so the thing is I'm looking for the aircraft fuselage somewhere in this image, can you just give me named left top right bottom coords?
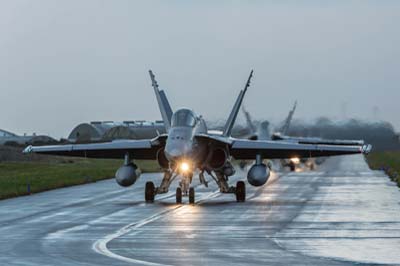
left=164, top=108, right=208, bottom=172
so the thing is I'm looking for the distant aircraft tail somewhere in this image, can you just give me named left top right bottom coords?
left=149, top=70, right=173, bottom=130
left=258, top=120, right=270, bottom=140
left=222, top=70, right=253, bottom=137
left=280, top=100, right=297, bottom=135
left=242, top=106, right=257, bottom=133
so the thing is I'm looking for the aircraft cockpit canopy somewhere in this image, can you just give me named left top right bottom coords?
left=171, top=109, right=196, bottom=127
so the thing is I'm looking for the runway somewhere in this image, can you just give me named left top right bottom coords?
left=0, top=155, right=399, bottom=265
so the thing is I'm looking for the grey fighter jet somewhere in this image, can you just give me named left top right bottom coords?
left=242, top=101, right=366, bottom=171
left=270, top=101, right=364, bottom=146
left=23, top=70, right=371, bottom=203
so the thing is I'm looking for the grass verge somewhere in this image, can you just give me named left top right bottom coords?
left=367, top=151, right=400, bottom=187
left=0, top=158, right=160, bottom=200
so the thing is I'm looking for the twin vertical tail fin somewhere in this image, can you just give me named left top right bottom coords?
left=149, top=70, right=173, bottom=131
left=149, top=69, right=253, bottom=135
left=222, top=70, right=254, bottom=137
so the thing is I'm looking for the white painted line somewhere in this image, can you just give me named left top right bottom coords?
left=93, top=206, right=179, bottom=266
left=46, top=224, right=89, bottom=240
left=92, top=190, right=221, bottom=266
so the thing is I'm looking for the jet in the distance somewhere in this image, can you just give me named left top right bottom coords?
left=270, top=101, right=364, bottom=145
left=24, top=70, right=371, bottom=204
left=242, top=101, right=365, bottom=171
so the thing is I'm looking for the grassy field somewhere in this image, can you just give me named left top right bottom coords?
left=0, top=158, right=160, bottom=200
left=367, top=151, right=400, bottom=187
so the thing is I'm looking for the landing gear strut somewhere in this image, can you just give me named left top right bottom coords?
left=145, top=170, right=179, bottom=203
left=212, top=170, right=246, bottom=202
left=214, top=171, right=236, bottom=193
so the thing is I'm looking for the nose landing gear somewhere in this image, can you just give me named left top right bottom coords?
left=175, top=186, right=195, bottom=204
left=175, top=173, right=195, bottom=204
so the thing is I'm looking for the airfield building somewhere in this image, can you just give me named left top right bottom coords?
left=0, top=129, right=56, bottom=146
left=0, top=129, right=17, bottom=138
left=68, top=121, right=117, bottom=143
left=68, top=120, right=166, bottom=143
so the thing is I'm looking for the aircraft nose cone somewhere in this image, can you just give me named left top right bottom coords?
left=165, top=144, right=192, bottom=161
left=167, top=149, right=184, bottom=159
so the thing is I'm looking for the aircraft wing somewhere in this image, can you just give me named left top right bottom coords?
left=229, top=139, right=371, bottom=160
left=271, top=133, right=365, bottom=146
left=295, top=138, right=364, bottom=146
left=194, top=134, right=370, bottom=159
left=23, top=138, right=164, bottom=159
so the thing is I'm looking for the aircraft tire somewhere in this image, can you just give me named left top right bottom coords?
left=189, top=187, right=195, bottom=204
left=236, top=181, right=246, bottom=202
left=145, top=181, right=155, bottom=203
left=176, top=187, right=182, bottom=204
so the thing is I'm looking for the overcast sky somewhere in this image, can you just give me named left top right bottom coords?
left=0, top=1, right=399, bottom=138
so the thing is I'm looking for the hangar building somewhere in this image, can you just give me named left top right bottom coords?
left=0, top=129, right=17, bottom=138
left=0, top=129, right=56, bottom=146
left=68, top=121, right=117, bottom=143
left=68, top=120, right=166, bottom=143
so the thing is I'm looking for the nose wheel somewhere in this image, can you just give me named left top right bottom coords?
left=145, top=181, right=155, bottom=203
left=175, top=187, right=195, bottom=204
left=289, top=161, right=296, bottom=171
left=235, top=181, right=246, bottom=202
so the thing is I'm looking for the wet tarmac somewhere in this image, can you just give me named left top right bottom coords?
left=0, top=155, right=399, bottom=265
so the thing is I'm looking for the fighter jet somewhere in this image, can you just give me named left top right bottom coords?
left=23, top=70, right=371, bottom=203
left=242, top=101, right=366, bottom=171
left=270, top=101, right=364, bottom=146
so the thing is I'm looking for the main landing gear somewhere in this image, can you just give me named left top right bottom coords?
left=212, top=171, right=246, bottom=202
left=145, top=170, right=246, bottom=204
left=144, top=170, right=176, bottom=203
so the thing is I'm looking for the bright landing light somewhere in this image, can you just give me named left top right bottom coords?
left=180, top=161, right=190, bottom=173
left=290, top=157, right=300, bottom=164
